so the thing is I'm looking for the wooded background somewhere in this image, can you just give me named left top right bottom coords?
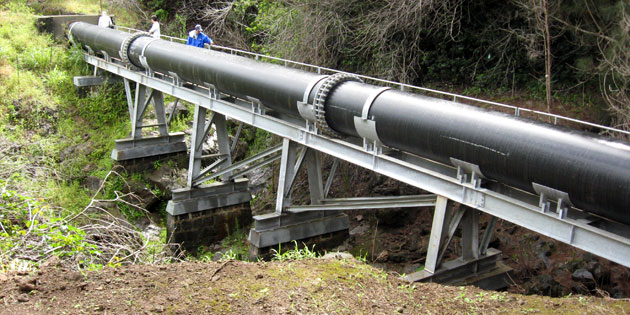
left=123, top=0, right=630, bottom=133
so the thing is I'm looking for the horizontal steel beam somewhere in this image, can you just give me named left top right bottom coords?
left=84, top=54, right=630, bottom=268
left=287, top=194, right=437, bottom=212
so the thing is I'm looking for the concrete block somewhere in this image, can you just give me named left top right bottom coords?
left=167, top=201, right=252, bottom=254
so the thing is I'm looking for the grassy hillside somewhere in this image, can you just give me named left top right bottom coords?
left=0, top=1, right=136, bottom=272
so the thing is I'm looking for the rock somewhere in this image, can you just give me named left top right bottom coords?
left=527, top=274, right=563, bottom=297
left=349, top=224, right=369, bottom=236
left=401, top=263, right=423, bottom=275
left=82, top=176, right=103, bottom=192
left=534, top=240, right=555, bottom=258
left=611, top=285, right=626, bottom=299
left=505, top=225, right=518, bottom=235
left=585, top=260, right=610, bottom=285
left=488, top=237, right=501, bottom=249
left=572, top=268, right=596, bottom=289
left=571, top=283, right=590, bottom=295
left=320, top=252, right=354, bottom=260
left=333, top=242, right=348, bottom=252
left=212, top=252, right=223, bottom=262
left=374, top=250, right=389, bottom=262
left=39, top=255, right=61, bottom=269
left=572, top=268, right=595, bottom=282
left=146, top=165, right=186, bottom=198
left=18, top=279, right=37, bottom=293
left=58, top=142, right=93, bottom=163
left=375, top=208, right=409, bottom=227
left=355, top=215, right=363, bottom=222
left=17, top=294, right=29, bottom=302
left=165, top=101, right=190, bottom=120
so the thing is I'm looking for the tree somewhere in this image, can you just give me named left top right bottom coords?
left=513, top=0, right=555, bottom=113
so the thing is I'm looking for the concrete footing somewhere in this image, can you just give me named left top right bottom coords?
left=166, top=179, right=252, bottom=253
left=248, top=211, right=349, bottom=260
left=111, top=133, right=187, bottom=161
left=404, top=248, right=512, bottom=290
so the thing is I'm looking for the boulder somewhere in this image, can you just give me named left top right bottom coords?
left=572, top=268, right=596, bottom=289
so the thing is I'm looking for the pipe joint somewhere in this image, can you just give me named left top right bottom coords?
left=119, top=32, right=151, bottom=70
left=313, top=73, right=363, bottom=137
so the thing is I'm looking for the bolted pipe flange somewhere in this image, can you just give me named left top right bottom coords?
left=313, top=73, right=363, bottom=137
left=119, top=32, right=151, bottom=70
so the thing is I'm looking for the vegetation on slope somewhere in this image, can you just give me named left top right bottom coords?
left=0, top=1, right=177, bottom=272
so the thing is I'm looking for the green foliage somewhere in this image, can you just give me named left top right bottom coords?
left=0, top=182, right=101, bottom=271
left=271, top=241, right=318, bottom=261
left=219, top=221, right=249, bottom=260
left=0, top=2, right=129, bottom=215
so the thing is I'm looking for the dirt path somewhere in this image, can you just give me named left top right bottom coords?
left=1, top=257, right=628, bottom=314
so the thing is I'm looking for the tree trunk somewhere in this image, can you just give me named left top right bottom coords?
left=543, top=0, right=552, bottom=113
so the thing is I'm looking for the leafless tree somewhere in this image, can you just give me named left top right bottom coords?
left=513, top=0, right=558, bottom=113
left=599, top=11, right=630, bottom=136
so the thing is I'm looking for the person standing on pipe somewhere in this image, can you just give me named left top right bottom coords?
left=147, top=15, right=160, bottom=39
left=186, top=24, right=213, bottom=48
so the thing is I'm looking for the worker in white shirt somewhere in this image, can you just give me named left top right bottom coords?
left=148, top=15, right=160, bottom=39
left=98, top=11, right=113, bottom=28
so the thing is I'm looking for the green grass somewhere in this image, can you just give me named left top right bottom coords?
left=0, top=1, right=144, bottom=271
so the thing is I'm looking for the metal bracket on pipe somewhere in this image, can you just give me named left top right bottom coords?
left=139, top=38, right=158, bottom=75
left=247, top=96, right=265, bottom=115
left=100, top=51, right=111, bottom=63
left=203, top=82, right=218, bottom=99
left=354, top=87, right=390, bottom=152
left=450, top=158, right=486, bottom=188
left=168, top=72, right=182, bottom=87
left=85, top=45, right=94, bottom=55
left=533, top=183, right=573, bottom=219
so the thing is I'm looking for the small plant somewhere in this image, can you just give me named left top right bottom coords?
left=355, top=249, right=368, bottom=263
left=220, top=249, right=239, bottom=261
left=271, top=241, right=317, bottom=261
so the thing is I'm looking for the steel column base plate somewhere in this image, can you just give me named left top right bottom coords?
left=404, top=248, right=512, bottom=290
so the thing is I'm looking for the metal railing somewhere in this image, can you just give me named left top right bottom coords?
left=113, top=25, right=630, bottom=138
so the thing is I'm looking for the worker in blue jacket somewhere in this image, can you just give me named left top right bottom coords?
left=186, top=24, right=214, bottom=48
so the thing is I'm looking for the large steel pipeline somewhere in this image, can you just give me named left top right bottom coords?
left=69, top=22, right=630, bottom=224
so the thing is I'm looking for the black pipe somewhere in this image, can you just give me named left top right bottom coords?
left=70, top=22, right=630, bottom=224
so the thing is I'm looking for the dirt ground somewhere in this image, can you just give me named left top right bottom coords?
left=2, top=256, right=629, bottom=314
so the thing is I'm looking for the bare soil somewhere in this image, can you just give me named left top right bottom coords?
left=2, top=257, right=629, bottom=314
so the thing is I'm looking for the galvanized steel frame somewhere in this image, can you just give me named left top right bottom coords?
left=84, top=53, right=630, bottom=268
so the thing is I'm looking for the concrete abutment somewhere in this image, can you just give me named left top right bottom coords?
left=166, top=179, right=253, bottom=253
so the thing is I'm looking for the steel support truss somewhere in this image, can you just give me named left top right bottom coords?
left=110, top=75, right=186, bottom=161
left=84, top=53, right=630, bottom=269
left=403, top=196, right=510, bottom=288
